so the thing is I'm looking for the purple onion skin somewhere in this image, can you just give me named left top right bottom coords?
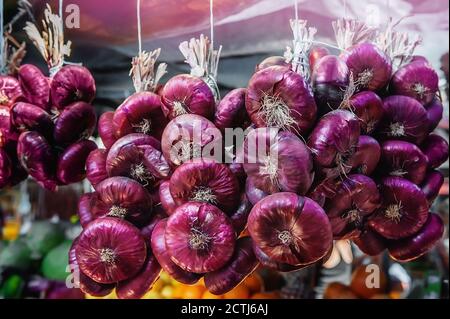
left=113, top=91, right=167, bottom=140
left=252, top=242, right=309, bottom=272
left=353, top=228, right=387, bottom=256
left=421, top=134, right=449, bottom=169
left=341, top=43, right=392, bottom=91
left=256, top=56, right=291, bottom=72
left=248, top=192, right=333, bottom=265
left=11, top=102, right=54, bottom=138
left=0, top=148, right=12, bottom=188
left=54, top=102, right=96, bottom=146
left=1, top=105, right=20, bottom=147
left=245, top=177, right=269, bottom=205
left=312, top=55, right=349, bottom=113
left=3, top=145, right=28, bottom=187
left=349, top=91, right=384, bottom=134
left=150, top=219, right=202, bottom=284
left=388, top=213, right=444, bottom=262
left=57, top=140, right=97, bottom=184
left=107, top=133, right=161, bottom=159
left=140, top=210, right=167, bottom=244
left=214, top=88, right=250, bottom=131
left=0, top=75, right=23, bottom=108
left=426, top=98, right=443, bottom=133
left=230, top=193, right=252, bottom=235
left=309, top=46, right=330, bottom=70
left=78, top=193, right=95, bottom=228
left=17, top=131, right=57, bottom=191
left=98, top=111, right=117, bottom=149
left=159, top=180, right=177, bottom=215
left=350, top=135, right=381, bottom=176
left=161, top=74, right=215, bottom=120
left=391, top=60, right=439, bottom=105
left=116, top=253, right=162, bottom=299
left=51, top=65, right=96, bottom=109
left=369, top=177, right=429, bottom=240
left=420, top=170, right=444, bottom=204
left=379, top=140, right=428, bottom=184
left=18, top=64, right=50, bottom=110
left=379, top=95, right=429, bottom=145
left=229, top=160, right=246, bottom=188
left=325, top=175, right=381, bottom=239
left=204, top=237, right=259, bottom=295
left=246, top=65, right=317, bottom=135
left=86, top=148, right=108, bottom=186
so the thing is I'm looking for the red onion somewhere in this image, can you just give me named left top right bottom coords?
left=165, top=202, right=236, bottom=273
left=246, top=65, right=317, bottom=135
left=253, top=242, right=305, bottom=272
left=256, top=56, right=291, bottom=72
left=17, top=131, right=57, bottom=191
left=379, top=140, right=428, bottom=184
left=368, top=177, right=429, bottom=239
left=0, top=75, right=22, bottom=108
left=230, top=193, right=252, bottom=235
left=86, top=148, right=108, bottom=186
left=98, top=111, right=117, bottom=149
left=0, top=105, right=19, bottom=146
left=349, top=135, right=380, bottom=175
left=140, top=209, right=167, bottom=242
left=75, top=217, right=147, bottom=284
left=18, top=64, right=50, bottom=110
left=113, top=91, right=167, bottom=140
left=391, top=60, right=439, bottom=105
left=0, top=148, right=12, bottom=188
left=307, top=110, right=360, bottom=179
left=159, top=180, right=177, bottom=215
left=77, top=192, right=96, bottom=228
left=245, top=176, right=269, bottom=205
left=92, top=176, right=153, bottom=225
left=420, top=170, right=444, bottom=204
left=57, top=140, right=97, bottom=184
left=306, top=177, right=340, bottom=208
left=325, top=174, right=380, bottom=239
left=54, top=102, right=96, bottom=146
left=388, top=213, right=444, bottom=262
left=150, top=219, right=202, bottom=284
left=161, top=114, right=222, bottom=167
left=426, top=98, right=443, bottom=133
left=107, top=133, right=160, bottom=157
left=349, top=91, right=384, bottom=134
left=353, top=228, right=387, bottom=256
left=11, top=102, right=54, bottom=138
left=169, top=158, right=240, bottom=214
left=312, top=55, right=349, bottom=112
left=378, top=95, right=429, bottom=145
left=229, top=158, right=246, bottom=188
left=341, top=43, right=392, bottom=91
left=50, top=65, right=96, bottom=109
left=420, top=134, right=449, bottom=169
left=309, top=46, right=330, bottom=70
left=214, top=88, right=250, bottom=131
left=243, top=128, right=314, bottom=194
left=248, top=192, right=333, bottom=265
left=161, top=74, right=215, bottom=120
left=116, top=253, right=161, bottom=299
left=3, top=146, right=27, bottom=187
left=204, top=237, right=259, bottom=295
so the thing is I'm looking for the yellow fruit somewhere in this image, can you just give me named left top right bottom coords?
left=182, top=285, right=205, bottom=299
left=142, top=290, right=162, bottom=299
left=172, top=285, right=186, bottom=299
left=251, top=291, right=280, bottom=299
left=202, top=290, right=223, bottom=299
left=152, top=279, right=165, bottom=292
left=159, top=272, right=172, bottom=284
left=242, top=274, right=263, bottom=294
left=2, top=220, right=21, bottom=241
left=223, top=285, right=250, bottom=299
left=160, top=285, right=175, bottom=299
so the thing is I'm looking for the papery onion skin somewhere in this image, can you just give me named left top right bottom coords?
left=204, top=237, right=259, bottom=295
left=0, top=75, right=23, bottom=108
left=159, top=180, right=177, bottom=215
left=391, top=60, right=439, bottom=105
left=1, top=105, right=19, bottom=147
left=150, top=219, right=202, bottom=284
left=245, top=177, right=269, bottom=205
left=3, top=146, right=28, bottom=187
left=256, top=56, right=291, bottom=72
left=161, top=74, right=215, bottom=120
left=325, top=174, right=381, bottom=239
left=50, top=65, right=96, bottom=109
left=341, top=43, right=392, bottom=91
left=252, top=242, right=307, bottom=272
left=426, top=98, right=443, bottom=133
left=248, top=192, right=333, bottom=265
left=0, top=148, right=12, bottom=188
left=11, top=102, right=54, bottom=138
left=169, top=158, right=240, bottom=214
left=54, top=102, right=96, bottom=146
left=18, top=64, right=50, bottom=110
left=349, top=91, right=384, bottom=134
left=165, top=202, right=236, bottom=273
left=420, top=170, right=444, bottom=204
left=116, top=253, right=161, bottom=299
left=368, top=177, right=429, bottom=240
left=379, top=140, right=427, bottom=184
left=113, top=91, right=167, bottom=140
left=57, top=140, right=97, bottom=184
left=353, top=228, right=387, bottom=256
left=246, top=65, right=317, bottom=135
left=243, top=128, right=314, bottom=194
left=229, top=159, right=246, bottom=188
left=161, top=114, right=222, bottom=167
left=388, top=213, right=444, bottom=262
left=77, top=192, right=96, bottom=228
left=86, top=148, right=108, bottom=186
left=93, top=176, right=153, bottom=226
left=312, top=55, right=349, bottom=113
left=230, top=193, right=252, bottom=235
left=309, top=46, right=330, bottom=70
left=350, top=135, right=381, bottom=176
left=420, top=134, right=449, bottom=169
left=214, top=88, right=250, bottom=131
left=98, top=111, right=117, bottom=149
left=75, top=217, right=147, bottom=284
left=378, top=95, right=429, bottom=145
left=17, top=131, right=57, bottom=191
left=107, top=133, right=161, bottom=159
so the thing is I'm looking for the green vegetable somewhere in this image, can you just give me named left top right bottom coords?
left=0, top=274, right=25, bottom=299
left=25, top=221, right=65, bottom=257
left=41, top=240, right=73, bottom=281
left=0, top=239, right=32, bottom=270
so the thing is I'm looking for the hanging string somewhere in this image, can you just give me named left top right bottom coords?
left=59, top=0, right=63, bottom=31
left=294, top=0, right=298, bottom=22
left=1, top=0, right=4, bottom=72
left=137, top=0, right=142, bottom=53
left=209, top=0, right=214, bottom=48
left=343, top=0, right=347, bottom=19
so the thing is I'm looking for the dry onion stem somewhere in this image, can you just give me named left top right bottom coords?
left=190, top=186, right=217, bottom=204
left=332, top=18, right=377, bottom=50
left=130, top=48, right=167, bottom=93
left=189, top=228, right=211, bottom=250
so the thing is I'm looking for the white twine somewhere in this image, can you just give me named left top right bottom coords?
left=294, top=0, right=298, bottom=23
left=1, top=0, right=4, bottom=73
left=344, top=0, right=348, bottom=19
left=210, top=0, right=214, bottom=50
left=137, top=0, right=142, bottom=53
